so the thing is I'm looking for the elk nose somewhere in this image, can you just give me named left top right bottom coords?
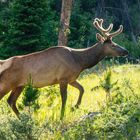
left=123, top=49, right=129, bottom=56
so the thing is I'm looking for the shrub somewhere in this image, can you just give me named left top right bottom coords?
left=63, top=71, right=140, bottom=140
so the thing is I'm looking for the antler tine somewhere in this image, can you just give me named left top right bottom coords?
left=106, top=23, right=113, bottom=33
left=93, top=18, right=113, bottom=37
left=94, top=18, right=103, bottom=26
left=108, top=25, right=123, bottom=38
left=93, top=20, right=113, bottom=36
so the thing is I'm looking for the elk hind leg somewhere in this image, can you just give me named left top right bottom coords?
left=7, top=86, right=24, bottom=117
left=70, top=81, right=84, bottom=108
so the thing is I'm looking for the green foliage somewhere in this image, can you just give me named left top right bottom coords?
left=92, top=85, right=140, bottom=140
left=40, top=0, right=60, bottom=48
left=63, top=72, right=140, bottom=140
left=0, top=113, right=55, bottom=140
left=92, top=69, right=118, bottom=92
left=0, top=0, right=47, bottom=58
left=69, top=0, right=96, bottom=48
left=0, top=1, right=11, bottom=43
left=63, top=94, right=140, bottom=139
left=7, top=114, right=40, bottom=140
left=92, top=68, right=119, bottom=105
left=22, top=77, right=40, bottom=111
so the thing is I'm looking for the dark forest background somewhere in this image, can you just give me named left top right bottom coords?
left=0, top=0, right=140, bottom=59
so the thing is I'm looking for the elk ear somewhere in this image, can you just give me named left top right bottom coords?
left=96, top=33, right=105, bottom=43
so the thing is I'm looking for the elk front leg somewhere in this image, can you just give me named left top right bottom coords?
left=70, top=81, right=84, bottom=108
left=60, top=80, right=68, bottom=120
left=7, top=86, right=24, bottom=117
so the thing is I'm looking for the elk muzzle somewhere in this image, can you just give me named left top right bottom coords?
left=116, top=46, right=129, bottom=56
left=121, top=49, right=129, bottom=56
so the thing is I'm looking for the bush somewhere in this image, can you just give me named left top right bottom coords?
left=63, top=71, right=140, bottom=140
left=21, top=79, right=40, bottom=113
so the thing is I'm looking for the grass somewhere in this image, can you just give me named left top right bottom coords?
left=0, top=64, right=140, bottom=140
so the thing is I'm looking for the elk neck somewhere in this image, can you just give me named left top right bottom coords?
left=72, top=42, right=105, bottom=70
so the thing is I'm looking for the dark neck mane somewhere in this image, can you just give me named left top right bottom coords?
left=72, top=42, right=105, bottom=70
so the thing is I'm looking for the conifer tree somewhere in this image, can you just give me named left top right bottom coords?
left=4, top=0, right=47, bottom=55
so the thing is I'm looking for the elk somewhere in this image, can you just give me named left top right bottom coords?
left=0, top=18, right=128, bottom=119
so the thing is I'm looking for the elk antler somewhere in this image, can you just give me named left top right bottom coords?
left=108, top=25, right=123, bottom=38
left=93, top=18, right=123, bottom=39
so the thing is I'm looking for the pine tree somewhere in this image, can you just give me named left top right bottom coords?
left=4, top=0, right=47, bottom=56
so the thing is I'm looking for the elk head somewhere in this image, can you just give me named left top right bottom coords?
left=93, top=18, right=128, bottom=57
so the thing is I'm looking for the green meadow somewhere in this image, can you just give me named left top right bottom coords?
left=0, top=64, right=140, bottom=140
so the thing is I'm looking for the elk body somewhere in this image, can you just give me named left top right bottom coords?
left=0, top=18, right=128, bottom=119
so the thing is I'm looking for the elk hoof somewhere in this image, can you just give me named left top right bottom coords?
left=71, top=107, right=75, bottom=112
left=71, top=105, right=79, bottom=112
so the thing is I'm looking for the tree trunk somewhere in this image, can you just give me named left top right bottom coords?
left=58, top=0, right=73, bottom=46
